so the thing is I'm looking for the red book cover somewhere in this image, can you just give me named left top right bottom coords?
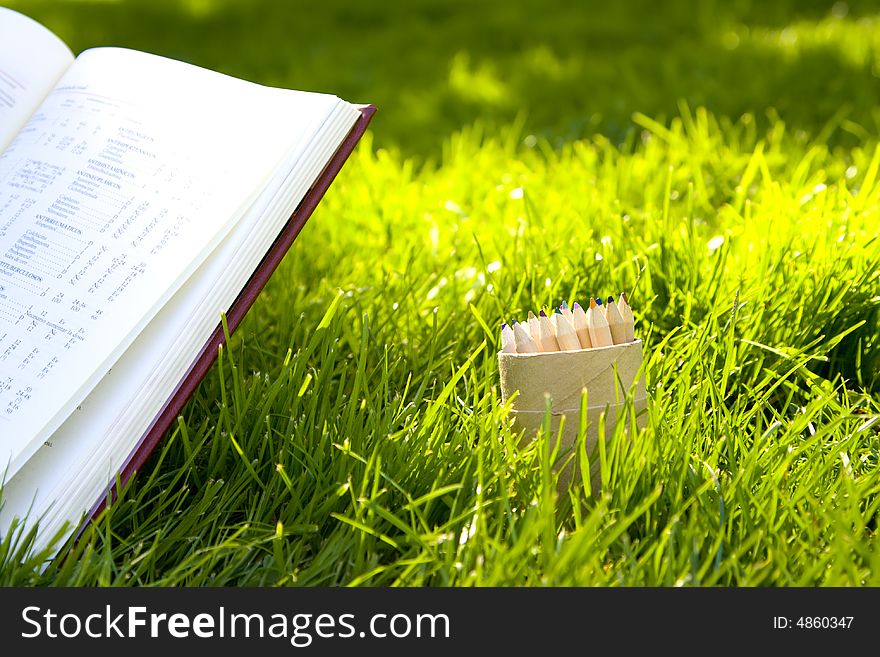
left=81, top=104, right=376, bottom=528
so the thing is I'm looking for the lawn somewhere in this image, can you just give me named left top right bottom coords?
left=2, top=0, right=879, bottom=585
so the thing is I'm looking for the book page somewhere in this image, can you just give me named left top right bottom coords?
left=0, top=105, right=360, bottom=547
left=0, top=8, right=74, bottom=151
left=0, top=47, right=341, bottom=479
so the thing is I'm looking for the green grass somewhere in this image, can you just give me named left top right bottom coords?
left=2, top=0, right=879, bottom=585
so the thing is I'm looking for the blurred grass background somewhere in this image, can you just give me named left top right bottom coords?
left=2, top=0, right=880, bottom=586
left=13, top=0, right=880, bottom=156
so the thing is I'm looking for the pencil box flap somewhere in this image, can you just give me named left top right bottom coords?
left=498, top=339, right=645, bottom=413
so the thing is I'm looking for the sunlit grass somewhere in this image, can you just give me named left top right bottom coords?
left=746, top=9, right=880, bottom=69
left=3, top=109, right=879, bottom=585
left=1, top=0, right=879, bottom=586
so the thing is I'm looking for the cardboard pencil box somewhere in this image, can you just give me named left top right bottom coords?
left=498, top=339, right=648, bottom=492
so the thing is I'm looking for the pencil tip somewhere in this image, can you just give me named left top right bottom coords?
left=607, top=295, right=614, bottom=304
left=560, top=300, right=569, bottom=310
left=621, top=292, right=629, bottom=303
left=589, top=297, right=597, bottom=308
left=573, top=301, right=582, bottom=310
left=539, top=309, right=547, bottom=317
left=596, top=297, right=603, bottom=305
left=527, top=310, right=536, bottom=320
left=501, top=323, right=507, bottom=329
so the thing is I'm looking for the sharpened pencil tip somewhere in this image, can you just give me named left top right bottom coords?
left=501, top=323, right=507, bottom=329
left=573, top=301, right=582, bottom=310
left=560, top=300, right=569, bottom=310
left=595, top=297, right=603, bottom=305
left=527, top=310, right=536, bottom=320
left=607, top=295, right=614, bottom=304
left=539, top=309, right=547, bottom=317
left=620, top=292, right=629, bottom=304
left=589, top=297, right=597, bottom=309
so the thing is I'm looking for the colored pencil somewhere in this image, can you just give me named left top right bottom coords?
left=587, top=297, right=613, bottom=347
left=513, top=321, right=539, bottom=353
left=604, top=295, right=627, bottom=344
left=538, top=309, right=560, bottom=351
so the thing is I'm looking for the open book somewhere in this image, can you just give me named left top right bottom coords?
left=0, top=8, right=374, bottom=555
